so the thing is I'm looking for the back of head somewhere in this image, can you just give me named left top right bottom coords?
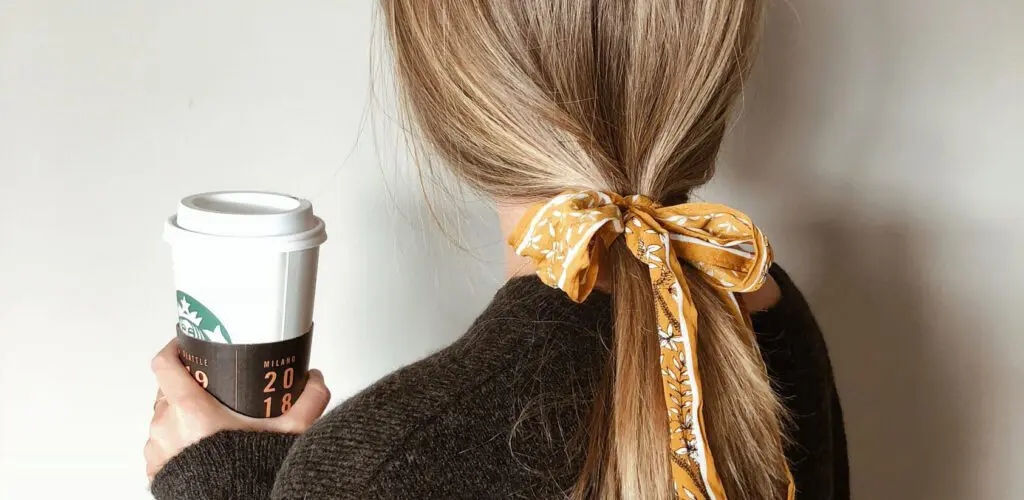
left=381, top=1, right=789, bottom=498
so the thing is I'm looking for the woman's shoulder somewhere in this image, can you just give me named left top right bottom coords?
left=751, top=263, right=833, bottom=376
left=751, top=264, right=848, bottom=497
left=272, top=276, right=612, bottom=498
left=751, top=265, right=826, bottom=342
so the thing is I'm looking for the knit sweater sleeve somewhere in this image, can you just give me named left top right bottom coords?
left=149, top=430, right=297, bottom=500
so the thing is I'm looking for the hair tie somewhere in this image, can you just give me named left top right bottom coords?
left=507, top=190, right=794, bottom=500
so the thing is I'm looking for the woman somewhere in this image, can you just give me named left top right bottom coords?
left=146, top=1, right=848, bottom=498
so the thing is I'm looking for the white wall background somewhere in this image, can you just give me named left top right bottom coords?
left=0, top=1, right=1020, bottom=499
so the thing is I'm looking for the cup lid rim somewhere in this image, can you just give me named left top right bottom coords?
left=164, top=215, right=327, bottom=252
left=176, top=191, right=318, bottom=238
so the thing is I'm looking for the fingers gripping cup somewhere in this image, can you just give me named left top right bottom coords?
left=164, top=192, right=327, bottom=418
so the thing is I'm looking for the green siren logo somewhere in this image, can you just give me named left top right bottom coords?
left=177, top=291, right=233, bottom=344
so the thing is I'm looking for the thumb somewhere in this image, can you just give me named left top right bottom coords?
left=274, top=369, right=331, bottom=433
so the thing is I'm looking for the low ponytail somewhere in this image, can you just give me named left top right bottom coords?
left=570, top=235, right=790, bottom=500
left=572, top=241, right=674, bottom=500
left=382, top=1, right=790, bottom=498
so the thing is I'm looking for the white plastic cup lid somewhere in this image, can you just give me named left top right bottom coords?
left=164, top=191, right=327, bottom=252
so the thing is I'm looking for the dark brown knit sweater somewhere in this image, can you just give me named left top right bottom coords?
left=151, top=265, right=848, bottom=499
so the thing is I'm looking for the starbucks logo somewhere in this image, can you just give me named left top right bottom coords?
left=177, top=291, right=233, bottom=344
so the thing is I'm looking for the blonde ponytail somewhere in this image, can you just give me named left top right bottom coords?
left=609, top=239, right=679, bottom=499
left=381, top=1, right=789, bottom=498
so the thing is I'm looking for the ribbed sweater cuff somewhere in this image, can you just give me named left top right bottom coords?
left=150, top=430, right=297, bottom=500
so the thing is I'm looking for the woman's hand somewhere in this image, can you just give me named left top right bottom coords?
left=144, top=339, right=331, bottom=481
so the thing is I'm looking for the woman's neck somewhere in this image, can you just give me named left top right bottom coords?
left=497, top=201, right=537, bottom=280
left=498, top=199, right=614, bottom=291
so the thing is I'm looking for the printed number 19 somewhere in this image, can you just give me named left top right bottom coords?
left=263, top=367, right=295, bottom=417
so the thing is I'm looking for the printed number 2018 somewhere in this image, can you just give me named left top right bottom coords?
left=263, top=368, right=295, bottom=417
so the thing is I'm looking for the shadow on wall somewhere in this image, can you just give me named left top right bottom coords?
left=808, top=218, right=965, bottom=500
left=726, top=2, right=972, bottom=498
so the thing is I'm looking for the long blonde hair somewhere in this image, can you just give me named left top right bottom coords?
left=380, top=1, right=789, bottom=498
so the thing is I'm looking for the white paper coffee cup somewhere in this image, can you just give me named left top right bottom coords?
left=163, top=191, right=327, bottom=345
left=162, top=191, right=327, bottom=418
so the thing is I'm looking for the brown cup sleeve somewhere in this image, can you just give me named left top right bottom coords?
left=175, top=325, right=313, bottom=418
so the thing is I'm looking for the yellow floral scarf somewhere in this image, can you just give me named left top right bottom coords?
left=507, top=190, right=795, bottom=500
